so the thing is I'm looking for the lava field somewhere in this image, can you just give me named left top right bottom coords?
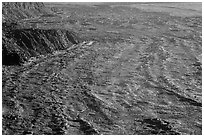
left=2, top=2, right=202, bottom=135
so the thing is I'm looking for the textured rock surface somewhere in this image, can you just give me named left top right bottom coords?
left=3, top=26, right=79, bottom=65
left=2, top=2, right=47, bottom=22
left=2, top=2, right=202, bottom=135
left=2, top=2, right=79, bottom=65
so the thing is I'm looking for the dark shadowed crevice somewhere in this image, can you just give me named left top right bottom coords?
left=66, top=31, right=79, bottom=44
left=2, top=47, right=22, bottom=66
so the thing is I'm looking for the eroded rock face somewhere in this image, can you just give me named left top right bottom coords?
left=2, top=2, right=202, bottom=135
left=3, top=25, right=79, bottom=65
left=2, top=2, right=79, bottom=65
left=3, top=26, right=79, bottom=65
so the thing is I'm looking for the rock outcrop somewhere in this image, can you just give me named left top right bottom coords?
left=2, top=2, right=79, bottom=65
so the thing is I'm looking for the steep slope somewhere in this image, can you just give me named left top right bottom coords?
left=2, top=23, right=79, bottom=65
left=2, top=2, right=79, bottom=65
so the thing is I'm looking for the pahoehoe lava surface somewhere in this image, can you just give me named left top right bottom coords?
left=2, top=2, right=202, bottom=135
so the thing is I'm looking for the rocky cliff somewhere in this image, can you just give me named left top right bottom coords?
left=2, top=2, right=79, bottom=65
